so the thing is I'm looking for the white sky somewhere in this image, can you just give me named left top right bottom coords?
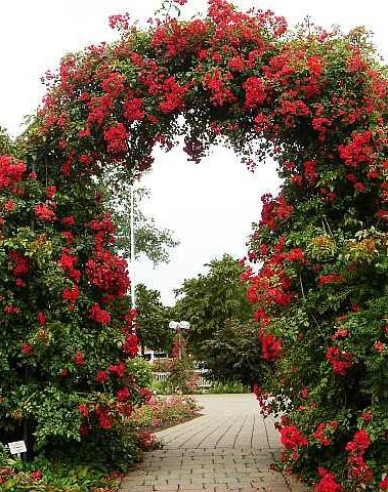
left=0, top=0, right=387, bottom=305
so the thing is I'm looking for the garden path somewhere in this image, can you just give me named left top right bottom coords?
left=120, top=394, right=309, bottom=492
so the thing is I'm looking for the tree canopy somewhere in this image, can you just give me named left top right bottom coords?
left=174, top=254, right=253, bottom=354
left=135, top=283, right=172, bottom=352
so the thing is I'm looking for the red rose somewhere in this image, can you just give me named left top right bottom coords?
left=361, top=412, right=372, bottom=422
left=30, top=470, right=43, bottom=481
left=37, top=311, right=46, bottom=326
left=95, top=370, right=109, bottom=384
left=116, top=386, right=130, bottom=402
left=21, top=343, right=32, bottom=355
left=74, top=350, right=85, bottom=366
left=78, top=404, right=89, bottom=417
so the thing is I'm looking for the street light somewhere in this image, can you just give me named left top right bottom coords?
left=169, top=321, right=190, bottom=331
left=169, top=320, right=190, bottom=359
left=130, top=184, right=136, bottom=309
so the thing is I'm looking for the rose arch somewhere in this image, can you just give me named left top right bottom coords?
left=0, top=0, right=387, bottom=489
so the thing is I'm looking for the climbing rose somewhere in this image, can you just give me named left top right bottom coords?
left=380, top=477, right=388, bottom=490
left=260, top=333, right=282, bottom=361
left=318, top=274, right=345, bottom=285
left=78, top=404, right=89, bottom=417
left=116, top=386, right=130, bottom=402
left=46, top=185, right=56, bottom=198
left=123, top=98, right=144, bottom=121
left=108, top=13, right=130, bottom=30
left=325, top=347, right=354, bottom=375
left=0, top=155, right=26, bottom=189
left=21, top=343, right=32, bottom=355
left=139, top=388, right=153, bottom=403
left=361, top=412, right=372, bottom=422
left=95, top=370, right=109, bottom=383
left=62, top=285, right=79, bottom=309
left=89, top=303, right=111, bottom=325
left=62, top=216, right=76, bottom=226
left=30, top=471, right=43, bottom=482
left=109, top=361, right=126, bottom=378
left=37, top=311, right=46, bottom=326
left=280, top=426, right=308, bottom=448
left=74, top=350, right=85, bottom=366
left=34, top=203, right=56, bottom=222
left=374, top=341, right=385, bottom=353
left=313, top=422, right=337, bottom=446
left=345, top=429, right=371, bottom=454
left=103, top=123, right=128, bottom=154
left=122, top=333, right=139, bottom=356
left=95, top=408, right=113, bottom=429
left=314, top=468, right=345, bottom=492
left=243, top=77, right=267, bottom=108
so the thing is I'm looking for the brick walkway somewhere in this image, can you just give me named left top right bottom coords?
left=120, top=394, right=309, bottom=492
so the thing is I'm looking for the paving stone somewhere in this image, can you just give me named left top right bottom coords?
left=119, top=395, right=309, bottom=492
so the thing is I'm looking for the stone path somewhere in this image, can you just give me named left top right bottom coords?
left=120, top=394, right=309, bottom=492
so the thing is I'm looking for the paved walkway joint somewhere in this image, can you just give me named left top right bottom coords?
left=120, top=394, right=309, bottom=492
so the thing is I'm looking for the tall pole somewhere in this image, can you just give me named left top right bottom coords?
left=130, top=184, right=136, bottom=309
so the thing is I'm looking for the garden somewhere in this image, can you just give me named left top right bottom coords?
left=0, top=0, right=388, bottom=491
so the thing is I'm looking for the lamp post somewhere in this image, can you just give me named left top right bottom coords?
left=169, top=321, right=190, bottom=359
left=130, top=184, right=136, bottom=309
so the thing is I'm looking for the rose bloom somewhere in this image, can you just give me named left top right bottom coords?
left=361, top=412, right=372, bottom=422
left=21, top=343, right=32, bottom=355
left=30, top=470, right=43, bottom=481
left=374, top=341, right=385, bottom=353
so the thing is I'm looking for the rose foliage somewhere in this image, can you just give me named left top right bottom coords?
left=0, top=0, right=387, bottom=489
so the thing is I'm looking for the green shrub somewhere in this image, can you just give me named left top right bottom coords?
left=204, top=381, right=250, bottom=394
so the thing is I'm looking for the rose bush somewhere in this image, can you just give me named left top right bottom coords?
left=0, top=150, right=145, bottom=460
left=0, top=0, right=387, bottom=489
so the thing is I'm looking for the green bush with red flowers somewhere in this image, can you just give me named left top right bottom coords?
left=1, top=0, right=388, bottom=490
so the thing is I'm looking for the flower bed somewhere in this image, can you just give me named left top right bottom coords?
left=130, top=395, right=201, bottom=435
left=0, top=442, right=127, bottom=491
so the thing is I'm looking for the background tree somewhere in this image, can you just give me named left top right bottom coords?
left=135, top=283, right=172, bottom=353
left=108, top=178, right=179, bottom=266
left=201, top=318, right=263, bottom=385
left=0, top=126, right=13, bottom=155
left=173, top=254, right=257, bottom=380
